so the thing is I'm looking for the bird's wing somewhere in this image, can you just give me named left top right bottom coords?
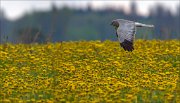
left=135, top=22, right=154, bottom=28
left=117, top=21, right=135, bottom=51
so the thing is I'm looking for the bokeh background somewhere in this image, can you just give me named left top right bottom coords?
left=0, top=0, right=180, bottom=43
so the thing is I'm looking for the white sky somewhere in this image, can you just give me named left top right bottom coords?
left=1, top=0, right=179, bottom=20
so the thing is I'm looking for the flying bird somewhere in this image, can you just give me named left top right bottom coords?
left=111, top=19, right=154, bottom=52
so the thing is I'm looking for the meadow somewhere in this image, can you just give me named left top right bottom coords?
left=0, top=40, right=179, bottom=102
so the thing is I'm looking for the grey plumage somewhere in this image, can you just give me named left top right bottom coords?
left=111, top=19, right=154, bottom=51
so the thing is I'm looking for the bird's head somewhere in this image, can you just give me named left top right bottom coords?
left=111, top=20, right=119, bottom=29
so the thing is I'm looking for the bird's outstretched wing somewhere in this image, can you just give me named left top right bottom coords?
left=117, top=21, right=135, bottom=51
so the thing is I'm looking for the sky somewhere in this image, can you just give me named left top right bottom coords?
left=1, top=0, right=179, bottom=20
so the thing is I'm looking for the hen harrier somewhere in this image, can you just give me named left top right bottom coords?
left=111, top=19, right=154, bottom=51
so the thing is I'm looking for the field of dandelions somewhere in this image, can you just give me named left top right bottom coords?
left=0, top=40, right=179, bottom=102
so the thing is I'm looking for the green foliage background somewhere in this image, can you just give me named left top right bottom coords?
left=0, top=3, right=180, bottom=43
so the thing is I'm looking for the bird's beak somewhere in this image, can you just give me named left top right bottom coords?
left=110, top=22, right=113, bottom=25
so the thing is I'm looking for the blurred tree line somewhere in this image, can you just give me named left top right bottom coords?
left=0, top=2, right=179, bottom=43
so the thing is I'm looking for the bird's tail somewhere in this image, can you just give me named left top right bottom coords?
left=135, top=22, right=154, bottom=28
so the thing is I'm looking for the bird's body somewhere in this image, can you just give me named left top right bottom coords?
left=111, top=19, right=154, bottom=51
